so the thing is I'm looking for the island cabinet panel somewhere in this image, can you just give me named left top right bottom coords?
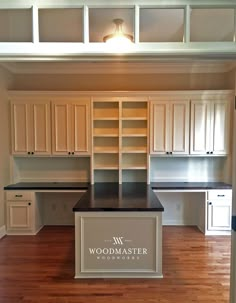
left=52, top=98, right=91, bottom=156
left=11, top=100, right=51, bottom=155
left=190, top=99, right=230, bottom=155
left=75, top=212, right=163, bottom=278
left=150, top=100, right=189, bottom=155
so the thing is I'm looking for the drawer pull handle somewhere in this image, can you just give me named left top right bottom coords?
left=15, top=195, right=23, bottom=198
left=217, top=194, right=225, bottom=197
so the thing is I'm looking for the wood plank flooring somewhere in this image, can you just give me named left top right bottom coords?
left=0, top=226, right=231, bottom=303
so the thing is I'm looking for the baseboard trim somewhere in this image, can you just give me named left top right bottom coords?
left=163, top=220, right=196, bottom=226
left=0, top=225, right=6, bottom=239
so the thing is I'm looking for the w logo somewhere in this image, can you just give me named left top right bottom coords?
left=112, top=237, right=124, bottom=245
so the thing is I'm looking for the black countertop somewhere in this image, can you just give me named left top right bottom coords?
left=73, top=183, right=164, bottom=212
left=4, top=182, right=89, bottom=190
left=4, top=181, right=232, bottom=213
left=151, top=182, right=232, bottom=190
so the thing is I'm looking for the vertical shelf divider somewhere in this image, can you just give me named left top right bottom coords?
left=119, top=100, right=122, bottom=184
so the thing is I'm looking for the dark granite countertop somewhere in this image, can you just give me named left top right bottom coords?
left=151, top=182, right=232, bottom=190
left=73, top=183, right=164, bottom=212
left=4, top=181, right=232, bottom=213
left=4, top=182, right=89, bottom=190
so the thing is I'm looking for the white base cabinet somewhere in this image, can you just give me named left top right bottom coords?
left=198, top=190, right=232, bottom=235
left=6, top=191, right=43, bottom=235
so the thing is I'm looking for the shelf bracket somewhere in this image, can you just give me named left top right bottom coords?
left=232, top=216, right=236, bottom=232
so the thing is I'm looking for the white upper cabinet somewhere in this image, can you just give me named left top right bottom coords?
left=150, top=100, right=190, bottom=155
left=52, top=98, right=90, bottom=156
left=190, top=99, right=230, bottom=155
left=11, top=100, right=51, bottom=155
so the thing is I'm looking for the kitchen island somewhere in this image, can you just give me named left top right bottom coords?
left=73, top=182, right=164, bottom=278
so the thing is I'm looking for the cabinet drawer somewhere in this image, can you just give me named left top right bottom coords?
left=6, top=191, right=33, bottom=201
left=207, top=190, right=232, bottom=200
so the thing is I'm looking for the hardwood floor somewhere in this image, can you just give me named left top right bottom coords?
left=0, top=226, right=231, bottom=303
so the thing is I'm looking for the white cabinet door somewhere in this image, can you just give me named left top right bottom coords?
left=31, top=102, right=51, bottom=155
left=212, top=100, right=229, bottom=155
left=52, top=102, right=71, bottom=155
left=190, top=101, right=211, bottom=155
left=151, top=102, right=169, bottom=154
left=171, top=101, right=189, bottom=155
left=151, top=100, right=189, bottom=155
left=52, top=99, right=91, bottom=155
left=190, top=99, right=229, bottom=155
left=11, top=102, right=29, bottom=154
left=207, top=199, right=232, bottom=231
left=11, top=100, right=51, bottom=155
left=72, top=101, right=90, bottom=155
left=7, top=201, right=33, bottom=231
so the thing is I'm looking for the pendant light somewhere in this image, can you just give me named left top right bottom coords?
left=103, top=19, right=133, bottom=44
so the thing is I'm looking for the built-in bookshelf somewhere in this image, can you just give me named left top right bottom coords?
left=91, top=98, right=149, bottom=184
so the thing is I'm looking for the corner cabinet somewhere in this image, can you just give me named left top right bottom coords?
left=51, top=98, right=91, bottom=156
left=150, top=100, right=190, bottom=155
left=190, top=99, right=230, bottom=155
left=11, top=100, right=51, bottom=155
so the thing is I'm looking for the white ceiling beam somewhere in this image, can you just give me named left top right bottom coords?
left=183, top=5, right=190, bottom=43
left=83, top=5, right=89, bottom=44
left=0, top=42, right=236, bottom=59
left=32, top=5, right=39, bottom=43
left=0, top=1, right=236, bottom=9
left=134, top=5, right=140, bottom=43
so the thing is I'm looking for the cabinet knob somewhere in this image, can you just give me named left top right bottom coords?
left=31, top=152, right=34, bottom=155
left=206, top=151, right=210, bottom=154
left=170, top=151, right=173, bottom=155
left=72, top=152, right=74, bottom=155
left=68, top=152, right=71, bottom=155
left=28, top=203, right=31, bottom=206
left=208, top=202, right=212, bottom=205
left=166, top=152, right=169, bottom=155
left=28, top=152, right=30, bottom=155
left=210, top=151, right=213, bottom=154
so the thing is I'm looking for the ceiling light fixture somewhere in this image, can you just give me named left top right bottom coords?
left=103, top=18, right=133, bottom=44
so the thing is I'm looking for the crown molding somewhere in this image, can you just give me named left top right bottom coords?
left=1, top=60, right=235, bottom=75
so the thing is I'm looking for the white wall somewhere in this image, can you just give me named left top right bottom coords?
left=11, top=72, right=230, bottom=91
left=0, top=67, right=12, bottom=236
left=150, top=157, right=231, bottom=183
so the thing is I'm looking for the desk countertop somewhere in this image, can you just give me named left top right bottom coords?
left=4, top=181, right=232, bottom=213
left=151, top=182, right=232, bottom=190
left=4, top=182, right=89, bottom=190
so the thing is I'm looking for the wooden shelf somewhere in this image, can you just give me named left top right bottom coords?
left=122, top=166, right=147, bottom=170
left=122, top=134, right=147, bottom=137
left=94, top=128, right=119, bottom=136
left=94, top=133, right=119, bottom=137
left=94, top=147, right=119, bottom=153
left=122, top=147, right=147, bottom=153
left=122, top=117, right=147, bottom=121
left=94, top=165, right=119, bottom=170
left=93, top=117, right=119, bottom=121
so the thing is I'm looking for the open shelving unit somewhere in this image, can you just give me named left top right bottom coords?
left=91, top=97, right=149, bottom=184
left=92, top=100, right=120, bottom=183
left=121, top=101, right=149, bottom=183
